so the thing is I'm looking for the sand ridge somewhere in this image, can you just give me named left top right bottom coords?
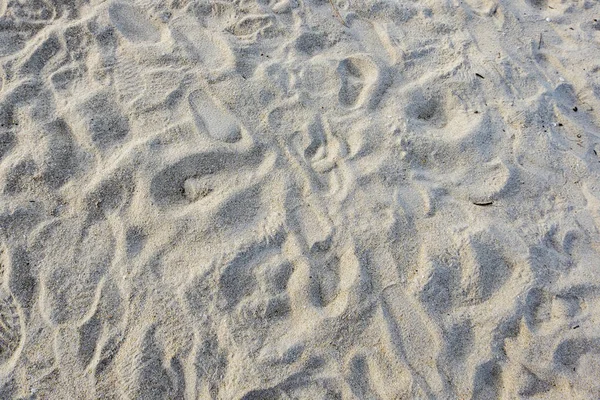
left=1, top=0, right=600, bottom=398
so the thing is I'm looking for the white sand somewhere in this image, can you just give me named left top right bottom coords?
left=1, top=0, right=600, bottom=398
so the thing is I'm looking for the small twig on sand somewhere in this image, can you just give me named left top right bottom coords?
left=329, top=0, right=347, bottom=27
left=538, top=32, right=543, bottom=50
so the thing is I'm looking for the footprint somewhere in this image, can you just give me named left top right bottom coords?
left=573, top=349, right=600, bottom=394
left=231, top=14, right=274, bottom=37
left=79, top=90, right=129, bottom=148
left=170, top=18, right=235, bottom=73
left=445, top=320, right=474, bottom=363
left=3, top=80, right=43, bottom=107
left=218, top=237, right=288, bottom=310
left=524, top=288, right=553, bottom=332
left=381, top=284, right=446, bottom=397
left=309, top=253, right=342, bottom=308
left=125, top=226, right=147, bottom=258
left=267, top=100, right=307, bottom=135
left=338, top=55, right=384, bottom=109
left=183, top=269, right=216, bottom=321
left=299, top=60, right=339, bottom=106
left=0, top=131, right=15, bottom=162
left=404, top=90, right=447, bottom=128
left=189, top=89, right=242, bottom=143
left=77, top=288, right=122, bottom=386
left=0, top=206, right=42, bottom=245
left=295, top=31, right=326, bottom=56
left=241, top=361, right=342, bottom=399
left=0, top=103, right=11, bottom=129
left=258, top=340, right=304, bottom=366
left=218, top=241, right=297, bottom=362
left=241, top=388, right=284, bottom=400
left=459, top=229, right=514, bottom=304
left=346, top=353, right=380, bottom=399
left=300, top=115, right=345, bottom=174
left=182, top=176, right=213, bottom=202
left=507, top=365, right=551, bottom=397
left=284, top=378, right=343, bottom=399
left=41, top=118, right=79, bottom=189
left=0, top=17, right=44, bottom=57
left=18, top=34, right=61, bottom=76
left=553, top=337, right=600, bottom=372
left=5, top=246, right=36, bottom=311
left=118, top=326, right=180, bottom=400
left=50, top=65, right=82, bottom=91
left=150, top=148, right=264, bottom=207
left=236, top=292, right=291, bottom=328
left=194, top=338, right=229, bottom=398
left=85, top=169, right=135, bottom=219
left=218, top=246, right=260, bottom=310
left=415, top=98, right=441, bottom=122
left=462, top=0, right=499, bottom=16
left=254, top=257, right=293, bottom=296
left=524, top=287, right=582, bottom=333
left=3, top=159, right=37, bottom=195
left=78, top=310, right=101, bottom=368
left=523, top=0, right=562, bottom=10
left=291, top=240, right=362, bottom=318
left=63, top=24, right=92, bottom=60
left=471, top=360, right=503, bottom=400
left=109, top=2, right=160, bottom=44
left=4, top=0, right=55, bottom=22
left=37, top=220, right=113, bottom=325
left=525, top=0, right=546, bottom=7
left=417, top=261, right=454, bottom=313
left=0, top=292, right=22, bottom=367
left=41, top=265, right=99, bottom=325
left=289, top=115, right=351, bottom=202
left=94, top=332, right=125, bottom=378
left=412, top=233, right=460, bottom=296
left=459, top=159, right=513, bottom=205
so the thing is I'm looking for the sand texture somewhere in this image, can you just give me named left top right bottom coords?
left=1, top=0, right=600, bottom=398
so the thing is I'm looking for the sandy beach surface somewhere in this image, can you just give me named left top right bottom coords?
left=1, top=0, right=600, bottom=398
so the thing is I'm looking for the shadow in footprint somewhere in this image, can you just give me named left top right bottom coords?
left=405, top=91, right=447, bottom=129
left=118, top=326, right=182, bottom=400
left=79, top=91, right=129, bottom=148
left=460, top=228, right=514, bottom=304
left=338, top=55, right=385, bottom=110
left=150, top=148, right=264, bottom=207
left=553, top=337, right=600, bottom=371
left=309, top=253, right=341, bottom=308
left=0, top=132, right=16, bottom=162
left=472, top=360, right=503, bottom=400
